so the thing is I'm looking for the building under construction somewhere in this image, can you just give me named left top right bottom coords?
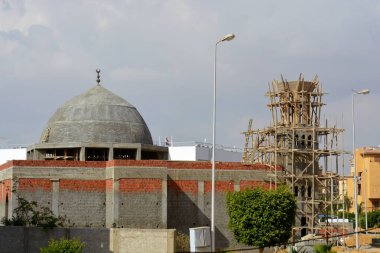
left=242, top=74, right=346, bottom=238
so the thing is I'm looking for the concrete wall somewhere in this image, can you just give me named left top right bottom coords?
left=0, top=227, right=175, bottom=253
left=0, top=160, right=270, bottom=250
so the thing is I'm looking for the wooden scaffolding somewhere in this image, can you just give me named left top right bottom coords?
left=242, top=74, right=346, bottom=239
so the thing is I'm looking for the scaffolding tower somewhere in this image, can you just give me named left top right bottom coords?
left=242, top=74, right=346, bottom=239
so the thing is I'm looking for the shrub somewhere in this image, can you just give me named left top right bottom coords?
left=314, top=243, right=333, bottom=253
left=1, top=196, right=63, bottom=228
left=226, top=186, right=296, bottom=252
left=40, top=238, right=84, bottom=253
left=175, top=231, right=190, bottom=252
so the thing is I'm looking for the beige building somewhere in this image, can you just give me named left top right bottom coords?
left=347, top=147, right=380, bottom=212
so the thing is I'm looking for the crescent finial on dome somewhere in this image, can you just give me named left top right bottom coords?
left=96, top=69, right=101, bottom=86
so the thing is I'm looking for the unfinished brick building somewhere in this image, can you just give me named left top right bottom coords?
left=0, top=72, right=270, bottom=249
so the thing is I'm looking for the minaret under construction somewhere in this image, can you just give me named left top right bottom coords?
left=242, top=74, right=345, bottom=238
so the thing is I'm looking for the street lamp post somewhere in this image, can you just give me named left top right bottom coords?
left=363, top=150, right=368, bottom=235
left=211, top=33, right=235, bottom=252
left=352, top=89, right=370, bottom=250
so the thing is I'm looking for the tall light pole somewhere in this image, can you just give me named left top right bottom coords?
left=363, top=150, right=368, bottom=235
left=352, top=88, right=370, bottom=250
left=211, top=33, right=235, bottom=252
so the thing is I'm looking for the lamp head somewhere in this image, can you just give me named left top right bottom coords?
left=353, top=89, right=370, bottom=95
left=358, top=89, right=370, bottom=95
left=220, top=33, right=235, bottom=42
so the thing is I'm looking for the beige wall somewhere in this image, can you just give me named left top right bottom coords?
left=347, top=147, right=380, bottom=212
left=111, top=229, right=175, bottom=253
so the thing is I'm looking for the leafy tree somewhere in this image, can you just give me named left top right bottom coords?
left=226, top=186, right=296, bottom=252
left=1, top=195, right=63, bottom=228
left=40, top=238, right=84, bottom=253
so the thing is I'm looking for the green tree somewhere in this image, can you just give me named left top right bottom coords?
left=226, top=186, right=296, bottom=252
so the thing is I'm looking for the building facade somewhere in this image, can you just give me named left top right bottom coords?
left=0, top=74, right=269, bottom=249
left=347, top=147, right=380, bottom=212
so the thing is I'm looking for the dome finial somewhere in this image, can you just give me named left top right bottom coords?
left=96, top=69, right=101, bottom=86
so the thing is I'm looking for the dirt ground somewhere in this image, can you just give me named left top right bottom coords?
left=333, top=232, right=380, bottom=252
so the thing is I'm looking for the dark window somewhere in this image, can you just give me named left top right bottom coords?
left=141, top=151, right=159, bottom=160
left=294, top=186, right=299, bottom=197
left=301, top=217, right=307, bottom=237
left=301, top=186, right=306, bottom=197
left=85, top=148, right=109, bottom=161
left=307, top=186, right=312, bottom=197
left=301, top=135, right=305, bottom=147
left=114, top=149, right=136, bottom=160
left=5, top=193, right=8, bottom=219
left=307, top=135, right=312, bottom=148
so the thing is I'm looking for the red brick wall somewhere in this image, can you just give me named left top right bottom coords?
left=18, top=178, right=52, bottom=192
left=59, top=180, right=105, bottom=192
left=107, top=160, right=271, bottom=171
left=204, top=180, right=234, bottom=193
left=0, top=179, right=12, bottom=202
left=119, top=179, right=162, bottom=193
left=240, top=180, right=270, bottom=190
left=167, top=180, right=197, bottom=195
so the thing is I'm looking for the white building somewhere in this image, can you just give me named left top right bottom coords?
left=165, top=141, right=242, bottom=162
left=0, top=146, right=27, bottom=165
left=0, top=141, right=243, bottom=164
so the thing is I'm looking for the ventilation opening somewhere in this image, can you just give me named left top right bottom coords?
left=85, top=148, right=109, bottom=161
left=45, top=148, right=80, bottom=160
left=114, top=149, right=137, bottom=160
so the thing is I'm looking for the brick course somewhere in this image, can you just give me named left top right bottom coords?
left=204, top=180, right=234, bottom=193
left=60, top=180, right=106, bottom=192
left=240, top=180, right=270, bottom=190
left=167, top=180, right=197, bottom=195
left=18, top=178, right=52, bottom=192
left=119, top=179, right=162, bottom=193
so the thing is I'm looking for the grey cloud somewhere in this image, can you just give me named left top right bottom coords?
left=0, top=0, right=379, bottom=152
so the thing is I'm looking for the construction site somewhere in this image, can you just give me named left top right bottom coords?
left=242, top=74, right=347, bottom=240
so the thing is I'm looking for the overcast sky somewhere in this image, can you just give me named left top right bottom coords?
left=0, top=0, right=379, bottom=154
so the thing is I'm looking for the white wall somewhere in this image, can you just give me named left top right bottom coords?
left=169, top=146, right=242, bottom=162
left=168, top=146, right=196, bottom=161
left=0, top=148, right=27, bottom=165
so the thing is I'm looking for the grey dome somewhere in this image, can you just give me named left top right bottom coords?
left=40, top=85, right=153, bottom=145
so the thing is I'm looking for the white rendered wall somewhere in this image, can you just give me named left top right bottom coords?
left=169, top=146, right=242, bottom=162
left=168, top=146, right=197, bottom=161
left=0, top=148, right=27, bottom=165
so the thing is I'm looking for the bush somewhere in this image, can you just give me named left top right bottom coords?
left=226, top=186, right=296, bottom=251
left=40, top=238, right=84, bottom=253
left=175, top=232, right=190, bottom=252
left=314, top=243, right=333, bottom=253
left=1, top=196, right=63, bottom=228
left=359, top=210, right=380, bottom=229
